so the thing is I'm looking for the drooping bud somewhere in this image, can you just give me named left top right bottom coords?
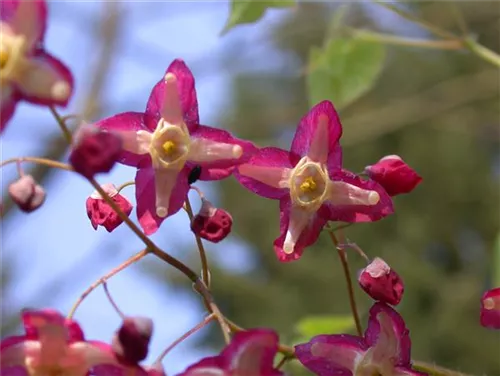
left=358, top=257, right=404, bottom=306
left=190, top=197, right=232, bottom=243
left=146, top=362, right=167, bottom=376
left=112, top=316, right=153, bottom=365
left=8, top=175, right=46, bottom=213
left=365, top=155, right=422, bottom=196
left=480, top=287, right=500, bottom=330
left=86, top=183, right=133, bottom=232
left=69, top=127, right=122, bottom=179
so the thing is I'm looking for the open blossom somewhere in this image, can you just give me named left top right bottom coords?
left=235, top=101, right=393, bottom=261
left=95, top=59, right=255, bottom=235
left=358, top=257, right=404, bottom=306
left=0, top=309, right=149, bottom=376
left=8, top=174, right=46, bottom=212
left=177, top=329, right=283, bottom=376
left=295, top=303, right=427, bottom=376
left=0, top=0, right=73, bottom=132
left=480, top=287, right=500, bottom=330
left=86, top=183, right=133, bottom=232
left=365, top=155, right=422, bottom=196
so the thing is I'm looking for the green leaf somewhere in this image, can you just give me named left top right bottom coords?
left=307, top=37, right=385, bottom=110
left=295, top=314, right=355, bottom=340
left=222, top=0, right=295, bottom=35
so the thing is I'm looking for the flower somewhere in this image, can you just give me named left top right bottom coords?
left=86, top=183, right=133, bottom=232
left=95, top=59, right=255, bottom=235
left=358, top=257, right=404, bottom=306
left=177, top=329, right=283, bottom=376
left=235, top=101, right=393, bottom=261
left=295, top=303, right=427, bottom=376
left=112, top=316, right=153, bottom=365
left=0, top=0, right=73, bottom=132
left=0, top=309, right=149, bottom=376
left=191, top=196, right=233, bottom=243
left=364, top=155, right=422, bottom=196
left=8, top=174, right=46, bottom=212
left=480, top=287, right=500, bottom=330
left=69, top=128, right=122, bottom=179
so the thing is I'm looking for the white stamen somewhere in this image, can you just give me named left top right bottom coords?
left=156, top=206, right=168, bottom=218
left=51, top=81, right=70, bottom=101
left=368, top=191, right=380, bottom=205
left=232, top=145, right=243, bottom=158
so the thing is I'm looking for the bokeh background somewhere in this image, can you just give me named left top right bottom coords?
left=1, top=1, right=499, bottom=374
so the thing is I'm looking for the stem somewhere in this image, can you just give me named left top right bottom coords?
left=276, top=355, right=290, bottom=370
left=116, top=180, right=135, bottom=193
left=464, top=37, right=500, bottom=68
left=102, top=281, right=126, bottom=319
left=155, top=313, right=215, bottom=362
left=67, top=249, right=148, bottom=319
left=413, top=360, right=474, bottom=376
left=1, top=157, right=74, bottom=172
left=327, top=231, right=363, bottom=336
left=185, top=194, right=210, bottom=287
left=49, top=106, right=73, bottom=145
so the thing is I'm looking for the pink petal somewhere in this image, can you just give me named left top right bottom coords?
left=273, top=198, right=329, bottom=262
left=135, top=167, right=189, bottom=235
left=0, top=366, right=29, bottom=376
left=0, top=85, right=19, bottom=132
left=325, top=170, right=394, bottom=223
left=290, top=101, right=343, bottom=169
left=16, top=51, right=73, bottom=107
left=480, top=287, right=500, bottom=329
left=146, top=59, right=199, bottom=132
left=94, top=112, right=154, bottom=168
left=364, top=303, right=411, bottom=367
left=295, top=334, right=368, bottom=376
left=178, top=357, right=226, bottom=375
left=234, top=147, right=292, bottom=200
left=0, top=336, right=28, bottom=369
left=4, top=0, right=47, bottom=48
left=394, top=367, right=429, bottom=376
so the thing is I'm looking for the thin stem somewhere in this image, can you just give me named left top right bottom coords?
left=155, top=313, right=215, bottom=362
left=116, top=180, right=135, bottom=193
left=338, top=240, right=370, bottom=263
left=67, top=249, right=148, bottom=319
left=327, top=231, right=363, bottom=336
left=185, top=194, right=210, bottom=287
left=464, top=37, right=500, bottom=68
left=1, top=157, right=74, bottom=172
left=49, top=105, right=73, bottom=145
left=102, top=281, right=126, bottom=319
left=413, top=360, right=474, bottom=376
left=276, top=355, right=290, bottom=370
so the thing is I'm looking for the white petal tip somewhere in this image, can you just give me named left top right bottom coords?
left=283, top=242, right=295, bottom=255
left=368, top=191, right=380, bottom=205
left=156, top=207, right=168, bottom=217
left=484, top=298, right=495, bottom=310
left=164, top=73, right=177, bottom=83
left=232, top=145, right=243, bottom=158
left=380, top=154, right=402, bottom=162
left=52, top=81, right=71, bottom=101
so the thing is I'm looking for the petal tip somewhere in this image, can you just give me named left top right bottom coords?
left=368, top=191, right=380, bottom=205
left=156, top=206, right=168, bottom=217
left=51, top=80, right=71, bottom=101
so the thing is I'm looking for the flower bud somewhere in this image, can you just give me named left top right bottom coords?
left=146, top=362, right=167, bottom=376
left=69, top=127, right=122, bottom=179
left=365, top=155, right=422, bottom=196
left=190, top=198, right=232, bottom=243
left=8, top=175, right=46, bottom=213
left=86, top=183, right=132, bottom=232
left=358, top=257, right=404, bottom=306
left=480, top=287, right=500, bottom=330
left=112, top=316, right=153, bottom=365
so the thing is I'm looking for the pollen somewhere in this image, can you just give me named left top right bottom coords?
left=300, top=177, right=317, bottom=192
left=162, top=140, right=176, bottom=155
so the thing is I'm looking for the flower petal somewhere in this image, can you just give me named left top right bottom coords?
left=394, top=366, right=429, bottom=376
left=5, top=0, right=47, bottom=48
left=235, top=147, right=292, bottom=200
left=480, top=287, right=500, bottom=330
left=273, top=198, right=329, bottom=262
left=295, top=334, right=368, bottom=376
left=325, top=170, right=393, bottom=222
left=16, top=51, right=73, bottom=106
left=95, top=112, right=154, bottom=168
left=0, top=337, right=29, bottom=369
left=364, top=303, right=411, bottom=367
left=0, top=366, right=29, bottom=376
left=0, top=85, right=19, bottom=132
left=146, top=59, right=199, bottom=131
left=135, top=167, right=189, bottom=235
left=291, top=101, right=343, bottom=168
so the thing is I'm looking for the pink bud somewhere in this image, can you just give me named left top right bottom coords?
left=86, top=183, right=133, bottom=232
left=8, top=175, right=46, bottom=213
left=112, top=316, right=153, bottom=365
left=69, top=128, right=122, bottom=179
left=365, top=155, right=422, bottom=196
left=190, top=198, right=232, bottom=243
left=480, top=287, right=500, bottom=330
left=358, top=257, right=404, bottom=306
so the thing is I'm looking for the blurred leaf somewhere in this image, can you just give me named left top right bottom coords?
left=307, top=38, right=385, bottom=109
left=295, top=314, right=354, bottom=341
left=222, top=0, right=295, bottom=35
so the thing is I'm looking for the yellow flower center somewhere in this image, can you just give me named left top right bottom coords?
left=289, top=157, right=329, bottom=211
left=300, top=176, right=317, bottom=192
left=162, top=140, right=176, bottom=156
left=0, top=46, right=9, bottom=69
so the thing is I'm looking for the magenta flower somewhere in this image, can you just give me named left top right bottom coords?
left=358, top=257, right=404, bottom=306
left=0, top=0, right=74, bottom=132
left=86, top=183, right=133, bottom=232
left=295, top=303, right=427, bottom=376
left=177, top=329, right=283, bottom=376
left=480, top=287, right=500, bottom=330
left=0, top=309, right=148, bottom=376
left=235, top=101, right=393, bottom=261
left=95, top=59, right=255, bottom=235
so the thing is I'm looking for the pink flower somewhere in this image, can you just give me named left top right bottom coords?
left=8, top=174, right=46, bottom=212
left=95, top=59, right=255, bottom=235
left=112, top=316, right=153, bottom=365
left=0, top=0, right=74, bottom=132
left=177, top=329, right=283, bottom=376
left=191, top=197, right=233, bottom=243
left=0, top=309, right=148, bottom=376
left=365, top=155, right=422, bottom=196
left=358, top=257, right=404, bottom=306
left=480, top=287, right=500, bottom=330
left=86, top=183, right=133, bottom=232
left=295, top=303, right=427, bottom=376
left=235, top=101, right=393, bottom=261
